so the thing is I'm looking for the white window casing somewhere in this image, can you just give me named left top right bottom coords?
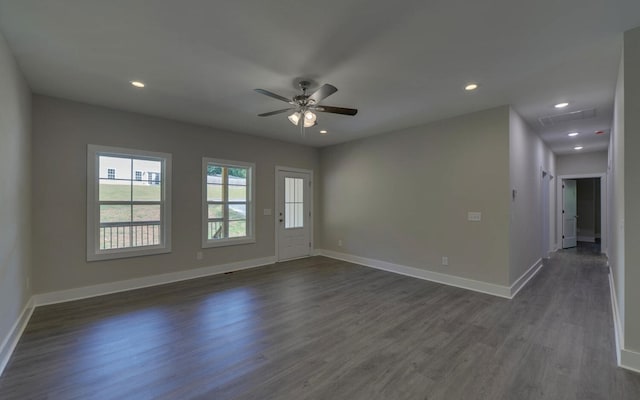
left=202, top=157, right=255, bottom=248
left=87, top=144, right=172, bottom=261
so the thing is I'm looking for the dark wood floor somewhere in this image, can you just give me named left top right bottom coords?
left=1, top=249, right=639, bottom=399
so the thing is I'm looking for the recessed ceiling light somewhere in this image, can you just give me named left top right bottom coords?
left=465, top=83, right=478, bottom=91
left=554, top=102, right=569, bottom=109
left=320, top=130, right=328, bottom=134
left=130, top=81, right=145, bottom=88
left=574, top=146, right=583, bottom=150
left=568, top=132, right=579, bottom=137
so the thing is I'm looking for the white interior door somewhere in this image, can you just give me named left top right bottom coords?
left=277, top=169, right=311, bottom=261
left=563, top=179, right=577, bottom=248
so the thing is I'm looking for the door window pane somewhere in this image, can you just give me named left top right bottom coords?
left=285, top=177, right=304, bottom=229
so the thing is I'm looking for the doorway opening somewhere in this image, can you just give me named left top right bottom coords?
left=558, top=174, right=606, bottom=254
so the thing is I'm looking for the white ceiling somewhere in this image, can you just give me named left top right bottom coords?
left=0, top=0, right=638, bottom=152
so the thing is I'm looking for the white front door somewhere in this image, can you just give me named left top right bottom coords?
left=276, top=169, right=311, bottom=261
left=563, top=179, right=578, bottom=248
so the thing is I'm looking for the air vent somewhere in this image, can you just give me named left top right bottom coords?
left=538, top=108, right=597, bottom=127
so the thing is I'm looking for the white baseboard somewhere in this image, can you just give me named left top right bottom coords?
left=318, top=249, right=513, bottom=298
left=33, top=256, right=276, bottom=306
left=510, top=258, right=544, bottom=298
left=621, top=349, right=640, bottom=374
left=609, top=273, right=623, bottom=366
left=608, top=272, right=640, bottom=373
left=0, top=297, right=35, bottom=377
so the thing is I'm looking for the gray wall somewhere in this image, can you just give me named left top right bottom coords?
left=0, top=33, right=31, bottom=350
left=556, top=151, right=608, bottom=176
left=509, top=109, right=555, bottom=283
left=623, top=26, right=640, bottom=353
left=32, top=96, right=320, bottom=294
left=320, top=106, right=511, bottom=286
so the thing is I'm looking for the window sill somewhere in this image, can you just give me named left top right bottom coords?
left=87, top=246, right=171, bottom=262
left=202, top=237, right=256, bottom=249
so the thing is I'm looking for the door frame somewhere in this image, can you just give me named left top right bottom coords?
left=541, top=169, right=553, bottom=259
left=274, top=166, right=314, bottom=261
left=556, top=173, right=607, bottom=254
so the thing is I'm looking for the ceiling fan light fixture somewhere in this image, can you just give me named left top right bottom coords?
left=255, top=82, right=357, bottom=133
left=288, top=112, right=301, bottom=126
left=305, top=111, right=316, bottom=121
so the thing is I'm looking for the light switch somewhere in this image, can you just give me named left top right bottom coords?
left=468, top=212, right=482, bottom=222
left=263, top=209, right=272, bottom=216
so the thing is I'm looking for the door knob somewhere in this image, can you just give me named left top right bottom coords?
left=279, top=219, right=283, bottom=222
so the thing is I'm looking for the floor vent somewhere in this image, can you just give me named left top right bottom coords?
left=538, top=108, right=597, bottom=127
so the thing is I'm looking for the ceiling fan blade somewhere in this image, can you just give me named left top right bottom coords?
left=309, top=84, right=338, bottom=103
left=258, top=108, right=294, bottom=117
left=315, top=105, right=358, bottom=116
left=254, top=89, right=293, bottom=104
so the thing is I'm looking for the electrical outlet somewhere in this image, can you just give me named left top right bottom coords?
left=196, top=251, right=203, bottom=260
left=442, top=256, right=449, bottom=266
left=468, top=212, right=482, bottom=222
left=338, top=239, right=343, bottom=247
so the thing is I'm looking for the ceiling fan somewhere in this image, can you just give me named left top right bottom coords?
left=255, top=80, right=358, bottom=135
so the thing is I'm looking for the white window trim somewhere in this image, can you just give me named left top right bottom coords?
left=202, top=157, right=256, bottom=248
left=87, top=144, right=172, bottom=261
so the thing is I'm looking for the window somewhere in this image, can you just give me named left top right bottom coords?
left=202, top=158, right=255, bottom=247
left=284, top=177, right=304, bottom=228
left=87, top=145, right=172, bottom=261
